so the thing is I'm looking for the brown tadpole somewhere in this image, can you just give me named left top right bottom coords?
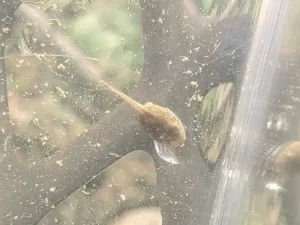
left=94, top=73, right=186, bottom=148
left=272, top=141, right=300, bottom=177
left=263, top=141, right=300, bottom=180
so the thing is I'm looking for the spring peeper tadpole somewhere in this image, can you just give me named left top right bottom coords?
left=96, top=76, right=186, bottom=148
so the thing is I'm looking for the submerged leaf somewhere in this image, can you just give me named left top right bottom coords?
left=194, top=82, right=235, bottom=167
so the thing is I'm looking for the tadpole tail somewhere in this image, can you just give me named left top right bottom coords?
left=87, top=68, right=145, bottom=114
left=106, top=83, right=146, bottom=114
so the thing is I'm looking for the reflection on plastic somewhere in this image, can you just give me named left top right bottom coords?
left=154, top=140, right=180, bottom=165
left=265, top=182, right=284, bottom=192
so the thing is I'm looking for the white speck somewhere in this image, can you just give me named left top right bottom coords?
left=197, top=94, right=202, bottom=102
left=55, top=160, right=63, bottom=166
left=194, top=47, right=200, bottom=52
left=2, top=27, right=10, bottom=33
left=158, top=18, right=163, bottom=24
left=50, top=187, right=56, bottom=192
left=190, top=81, right=198, bottom=87
left=108, top=152, right=121, bottom=158
left=105, top=110, right=110, bottom=114
left=81, top=190, right=90, bottom=195
left=180, top=56, right=189, bottom=62
left=96, top=143, right=101, bottom=147
left=57, top=64, right=66, bottom=71
left=120, top=194, right=126, bottom=200
left=41, top=136, right=48, bottom=141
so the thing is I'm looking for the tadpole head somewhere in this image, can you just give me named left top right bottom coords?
left=162, top=122, right=186, bottom=148
left=139, top=103, right=186, bottom=148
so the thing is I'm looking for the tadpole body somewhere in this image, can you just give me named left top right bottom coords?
left=95, top=74, right=186, bottom=148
